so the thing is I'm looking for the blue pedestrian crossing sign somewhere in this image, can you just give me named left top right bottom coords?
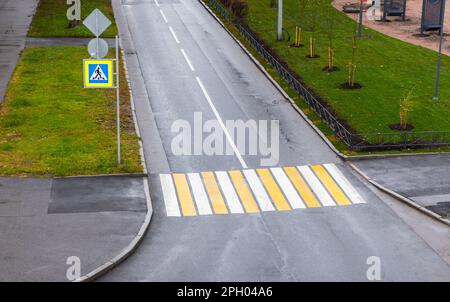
left=83, top=59, right=114, bottom=88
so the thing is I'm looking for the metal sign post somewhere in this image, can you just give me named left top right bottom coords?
left=358, top=0, right=364, bottom=37
left=83, top=9, right=121, bottom=164
left=433, top=0, right=446, bottom=101
left=115, top=35, right=121, bottom=164
left=277, top=0, right=283, bottom=41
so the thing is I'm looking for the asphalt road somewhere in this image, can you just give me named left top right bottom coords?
left=101, top=0, right=450, bottom=281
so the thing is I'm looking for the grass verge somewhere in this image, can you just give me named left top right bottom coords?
left=204, top=0, right=450, bottom=155
left=28, top=0, right=117, bottom=38
left=243, top=0, right=450, bottom=135
left=0, top=46, right=142, bottom=176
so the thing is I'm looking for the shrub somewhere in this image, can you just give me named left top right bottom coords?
left=220, top=0, right=249, bottom=19
left=399, top=88, right=414, bottom=130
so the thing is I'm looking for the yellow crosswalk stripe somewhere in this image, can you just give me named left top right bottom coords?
left=311, top=165, right=352, bottom=206
left=283, top=167, right=321, bottom=208
left=173, top=174, right=197, bottom=216
left=229, top=170, right=260, bottom=213
left=256, top=169, right=291, bottom=211
left=201, top=172, right=229, bottom=214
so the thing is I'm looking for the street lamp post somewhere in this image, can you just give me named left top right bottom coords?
left=358, top=0, right=364, bottom=37
left=434, top=0, right=446, bottom=101
left=277, top=0, right=283, bottom=41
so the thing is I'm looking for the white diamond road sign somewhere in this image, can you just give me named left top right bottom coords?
left=83, top=8, right=111, bottom=37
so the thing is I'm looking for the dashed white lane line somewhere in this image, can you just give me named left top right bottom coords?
left=156, top=0, right=244, bottom=168
left=195, top=76, right=248, bottom=169
left=169, top=26, right=180, bottom=44
left=160, top=9, right=168, bottom=23
left=297, top=166, right=336, bottom=207
left=160, top=174, right=181, bottom=216
left=216, top=171, right=245, bottom=214
left=187, top=173, right=213, bottom=215
left=180, top=48, right=195, bottom=71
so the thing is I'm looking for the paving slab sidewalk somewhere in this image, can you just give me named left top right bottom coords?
left=352, top=154, right=450, bottom=221
left=25, top=37, right=117, bottom=47
left=0, top=175, right=148, bottom=281
left=0, top=0, right=38, bottom=103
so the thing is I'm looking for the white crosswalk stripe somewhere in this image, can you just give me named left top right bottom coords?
left=323, top=164, right=365, bottom=204
left=187, top=173, right=213, bottom=215
left=270, top=168, right=306, bottom=209
left=296, top=166, right=336, bottom=207
left=159, top=174, right=181, bottom=216
left=215, top=171, right=245, bottom=214
left=243, top=169, right=275, bottom=211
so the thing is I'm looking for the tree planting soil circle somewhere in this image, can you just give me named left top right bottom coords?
left=339, top=83, right=362, bottom=90
left=389, top=123, right=414, bottom=131
left=322, top=66, right=340, bottom=72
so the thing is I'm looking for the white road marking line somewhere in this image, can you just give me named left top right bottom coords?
left=187, top=173, right=213, bottom=215
left=154, top=0, right=160, bottom=7
left=160, top=174, right=181, bottom=216
left=242, top=169, right=275, bottom=211
left=297, top=166, right=336, bottom=207
left=169, top=26, right=180, bottom=44
left=324, top=164, right=366, bottom=204
left=215, top=171, right=244, bottom=214
left=270, top=168, right=306, bottom=209
left=180, top=48, right=195, bottom=71
left=196, top=77, right=248, bottom=169
left=159, top=9, right=168, bottom=23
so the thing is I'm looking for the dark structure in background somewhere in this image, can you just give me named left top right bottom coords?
left=383, top=0, right=407, bottom=21
left=421, top=0, right=446, bottom=33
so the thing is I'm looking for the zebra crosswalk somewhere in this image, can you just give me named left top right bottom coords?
left=159, top=164, right=365, bottom=217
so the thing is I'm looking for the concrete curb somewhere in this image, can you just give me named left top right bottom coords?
left=75, top=177, right=153, bottom=282
left=199, top=0, right=450, bottom=227
left=344, top=151, right=450, bottom=161
left=74, top=0, right=154, bottom=282
left=121, top=46, right=148, bottom=174
left=347, top=161, right=450, bottom=226
left=54, top=173, right=147, bottom=179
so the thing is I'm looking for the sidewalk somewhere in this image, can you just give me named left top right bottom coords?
left=334, top=0, right=450, bottom=56
left=0, top=0, right=38, bottom=103
left=25, top=37, right=117, bottom=47
left=352, top=154, right=450, bottom=221
left=0, top=0, right=151, bottom=281
left=0, top=175, right=148, bottom=281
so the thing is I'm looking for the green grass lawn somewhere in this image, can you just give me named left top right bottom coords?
left=0, top=47, right=142, bottom=176
left=235, top=0, right=450, bottom=135
left=28, top=0, right=117, bottom=38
